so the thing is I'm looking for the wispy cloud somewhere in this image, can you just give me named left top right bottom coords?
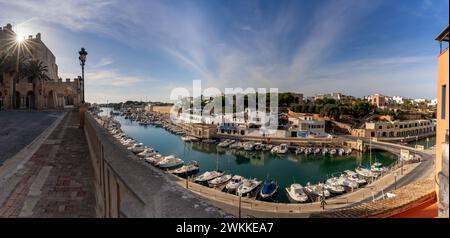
left=86, top=70, right=145, bottom=87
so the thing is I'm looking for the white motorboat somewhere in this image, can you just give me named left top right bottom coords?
left=144, top=154, right=163, bottom=165
left=313, top=148, right=321, bottom=154
left=137, top=148, right=154, bottom=158
left=322, top=148, right=329, bottom=155
left=355, top=167, right=378, bottom=178
left=237, top=178, right=262, bottom=196
left=338, top=175, right=359, bottom=189
left=371, top=162, right=387, bottom=174
left=228, top=142, right=241, bottom=149
left=208, top=174, right=233, bottom=187
left=225, top=175, right=244, bottom=192
left=156, top=155, right=184, bottom=169
left=324, top=183, right=345, bottom=194
left=253, top=143, right=263, bottom=151
left=304, top=183, right=331, bottom=198
left=195, top=171, right=224, bottom=183
left=338, top=148, right=345, bottom=156
left=285, top=184, right=309, bottom=203
left=326, top=177, right=346, bottom=194
left=295, top=147, right=304, bottom=155
left=218, top=139, right=235, bottom=148
left=262, top=144, right=273, bottom=151
left=127, top=143, right=145, bottom=154
left=345, top=148, right=352, bottom=155
left=304, top=148, right=312, bottom=155
left=329, top=149, right=337, bottom=156
left=270, top=146, right=279, bottom=154
left=172, top=161, right=199, bottom=176
left=277, top=144, right=288, bottom=154
left=243, top=142, right=255, bottom=151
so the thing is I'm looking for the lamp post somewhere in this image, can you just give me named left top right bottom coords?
left=78, top=48, right=88, bottom=103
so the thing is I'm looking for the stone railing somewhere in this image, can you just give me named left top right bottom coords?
left=83, top=112, right=226, bottom=218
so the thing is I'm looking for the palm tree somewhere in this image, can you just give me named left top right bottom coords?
left=0, top=52, right=27, bottom=108
left=22, top=59, right=51, bottom=109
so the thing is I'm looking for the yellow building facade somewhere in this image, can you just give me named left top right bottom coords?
left=436, top=26, right=449, bottom=217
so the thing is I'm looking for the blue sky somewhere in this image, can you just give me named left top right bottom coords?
left=0, top=0, right=448, bottom=103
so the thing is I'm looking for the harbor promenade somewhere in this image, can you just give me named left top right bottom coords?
left=0, top=110, right=96, bottom=217
left=173, top=154, right=433, bottom=217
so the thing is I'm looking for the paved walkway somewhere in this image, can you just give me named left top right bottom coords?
left=0, top=111, right=96, bottom=218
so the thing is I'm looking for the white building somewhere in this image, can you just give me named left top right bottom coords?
left=288, top=115, right=327, bottom=138
left=428, top=99, right=438, bottom=107
left=391, top=96, right=404, bottom=104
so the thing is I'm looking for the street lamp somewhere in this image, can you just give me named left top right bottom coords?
left=78, top=48, right=88, bottom=103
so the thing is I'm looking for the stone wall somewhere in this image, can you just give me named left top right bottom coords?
left=83, top=112, right=226, bottom=218
left=439, top=143, right=449, bottom=217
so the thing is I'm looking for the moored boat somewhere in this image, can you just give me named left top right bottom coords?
left=259, top=180, right=279, bottom=199
left=172, top=161, right=199, bottom=176
left=225, top=175, right=244, bottom=192
left=285, top=184, right=309, bottom=203
left=156, top=155, right=184, bottom=169
left=237, top=178, right=262, bottom=197
left=195, top=171, right=224, bottom=183
left=208, top=174, right=233, bottom=187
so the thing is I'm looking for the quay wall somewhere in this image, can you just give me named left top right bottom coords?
left=83, top=112, right=226, bottom=218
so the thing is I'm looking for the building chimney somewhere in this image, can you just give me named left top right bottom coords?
left=28, top=35, right=33, bottom=39
left=36, top=33, right=41, bottom=40
left=5, top=23, right=12, bottom=31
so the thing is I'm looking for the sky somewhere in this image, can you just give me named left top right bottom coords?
left=0, top=0, right=448, bottom=103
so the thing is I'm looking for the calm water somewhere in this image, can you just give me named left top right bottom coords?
left=407, top=136, right=436, bottom=149
left=100, top=108, right=397, bottom=203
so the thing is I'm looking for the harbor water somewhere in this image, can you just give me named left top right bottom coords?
left=101, top=108, right=397, bottom=203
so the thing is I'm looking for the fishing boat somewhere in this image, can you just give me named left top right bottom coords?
left=324, top=183, right=345, bottom=195
left=304, top=148, right=312, bottom=155
left=355, top=167, right=378, bottom=179
left=128, top=143, right=146, bottom=154
left=295, top=147, right=304, bottom=155
left=172, top=161, right=199, bottom=176
left=262, top=144, right=273, bottom=151
left=243, top=142, right=255, bottom=151
left=144, top=154, right=163, bottom=165
left=285, top=184, right=309, bottom=203
left=259, top=180, right=279, bottom=199
left=253, top=143, right=263, bottom=151
left=277, top=144, right=288, bottom=154
left=225, top=175, right=244, bottom=192
left=228, top=142, right=241, bottom=149
left=313, top=148, right=321, bottom=154
left=270, top=146, right=279, bottom=154
left=137, top=148, right=154, bottom=158
left=325, top=177, right=346, bottom=194
left=304, top=183, right=331, bottom=198
left=218, top=139, right=235, bottom=148
left=343, top=170, right=367, bottom=186
left=237, top=178, right=262, bottom=197
left=371, top=162, right=387, bottom=174
left=208, top=174, right=233, bottom=187
left=345, top=148, right=352, bottom=155
left=338, top=175, right=359, bottom=189
left=156, top=155, right=184, bottom=169
left=329, top=148, right=337, bottom=156
left=195, top=171, right=224, bottom=183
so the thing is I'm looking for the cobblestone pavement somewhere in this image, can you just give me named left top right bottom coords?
left=0, top=111, right=62, bottom=164
left=0, top=111, right=96, bottom=218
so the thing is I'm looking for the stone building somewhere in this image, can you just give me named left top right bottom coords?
left=0, top=23, right=81, bottom=110
left=350, top=119, right=436, bottom=139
